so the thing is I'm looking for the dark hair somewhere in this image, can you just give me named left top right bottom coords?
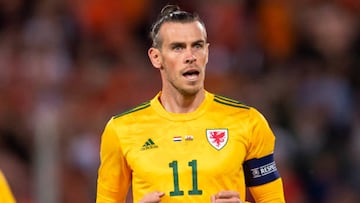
left=150, top=5, right=207, bottom=48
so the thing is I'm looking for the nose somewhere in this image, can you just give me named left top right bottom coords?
left=185, top=53, right=197, bottom=64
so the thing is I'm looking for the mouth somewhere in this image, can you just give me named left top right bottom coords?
left=182, top=69, right=200, bottom=81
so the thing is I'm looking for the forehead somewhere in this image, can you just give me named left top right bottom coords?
left=159, top=21, right=207, bottom=44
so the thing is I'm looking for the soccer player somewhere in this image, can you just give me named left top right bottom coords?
left=96, top=4, right=286, bottom=203
left=0, top=170, right=16, bottom=203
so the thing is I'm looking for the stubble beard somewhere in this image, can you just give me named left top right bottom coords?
left=175, top=80, right=204, bottom=97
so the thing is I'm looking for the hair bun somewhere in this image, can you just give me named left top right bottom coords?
left=160, top=5, right=181, bottom=18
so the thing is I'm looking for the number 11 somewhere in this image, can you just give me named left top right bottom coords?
left=169, top=160, right=203, bottom=196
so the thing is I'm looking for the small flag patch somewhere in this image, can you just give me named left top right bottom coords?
left=173, top=136, right=182, bottom=142
left=185, top=135, right=194, bottom=141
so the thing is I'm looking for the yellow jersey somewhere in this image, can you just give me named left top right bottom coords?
left=0, top=170, right=16, bottom=203
left=97, top=91, right=285, bottom=202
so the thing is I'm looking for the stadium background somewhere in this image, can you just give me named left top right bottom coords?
left=0, top=0, right=359, bottom=202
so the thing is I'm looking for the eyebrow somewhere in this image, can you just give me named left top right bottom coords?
left=169, top=39, right=206, bottom=47
left=192, top=40, right=206, bottom=45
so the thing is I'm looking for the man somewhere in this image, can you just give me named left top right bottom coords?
left=0, top=170, right=16, bottom=203
left=96, top=4, right=285, bottom=203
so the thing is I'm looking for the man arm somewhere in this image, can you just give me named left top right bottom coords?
left=211, top=190, right=244, bottom=203
left=0, top=170, right=16, bottom=203
left=244, top=108, right=286, bottom=202
left=96, top=118, right=131, bottom=202
left=249, top=178, right=285, bottom=202
left=138, top=191, right=165, bottom=203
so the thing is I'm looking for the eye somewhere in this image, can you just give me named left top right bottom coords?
left=171, top=44, right=185, bottom=52
left=193, top=43, right=204, bottom=49
left=173, top=46, right=183, bottom=51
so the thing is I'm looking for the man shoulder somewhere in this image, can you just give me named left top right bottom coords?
left=212, top=94, right=251, bottom=111
left=113, top=101, right=152, bottom=120
left=211, top=94, right=267, bottom=121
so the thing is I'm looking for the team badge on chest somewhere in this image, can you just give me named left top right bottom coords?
left=206, top=129, right=228, bottom=150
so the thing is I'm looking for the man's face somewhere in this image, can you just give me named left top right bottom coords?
left=149, top=21, right=209, bottom=96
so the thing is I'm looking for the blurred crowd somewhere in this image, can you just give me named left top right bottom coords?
left=0, top=0, right=359, bottom=202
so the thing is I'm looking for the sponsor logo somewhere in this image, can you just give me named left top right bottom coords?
left=206, top=129, right=228, bottom=150
left=141, top=138, right=158, bottom=151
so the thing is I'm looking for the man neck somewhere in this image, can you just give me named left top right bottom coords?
left=159, top=89, right=206, bottom=114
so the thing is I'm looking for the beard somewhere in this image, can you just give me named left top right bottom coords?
left=172, top=81, right=204, bottom=97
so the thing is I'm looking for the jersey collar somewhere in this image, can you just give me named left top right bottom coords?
left=150, top=91, right=213, bottom=121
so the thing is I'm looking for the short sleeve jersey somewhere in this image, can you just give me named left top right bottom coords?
left=0, top=170, right=16, bottom=203
left=96, top=91, right=282, bottom=202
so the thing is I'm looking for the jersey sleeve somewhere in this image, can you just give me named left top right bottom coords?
left=249, top=178, right=285, bottom=203
left=245, top=108, right=276, bottom=160
left=96, top=118, right=131, bottom=203
left=243, top=108, right=285, bottom=202
left=0, top=170, right=16, bottom=203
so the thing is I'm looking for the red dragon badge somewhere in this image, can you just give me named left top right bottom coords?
left=206, top=129, right=228, bottom=150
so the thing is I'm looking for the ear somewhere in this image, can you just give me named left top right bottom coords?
left=205, top=43, right=210, bottom=65
left=148, top=47, right=162, bottom=69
